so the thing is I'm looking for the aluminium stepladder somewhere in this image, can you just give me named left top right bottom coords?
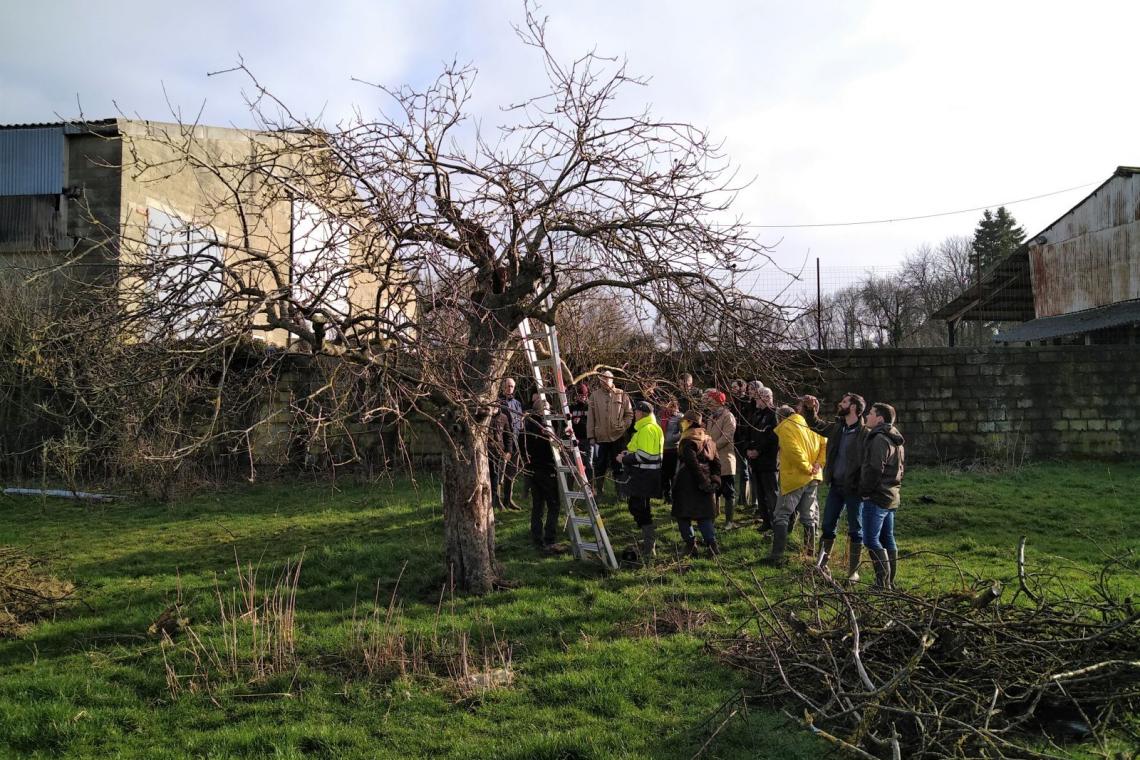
left=517, top=306, right=619, bottom=570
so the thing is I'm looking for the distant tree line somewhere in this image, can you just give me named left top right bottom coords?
left=787, top=207, right=1025, bottom=349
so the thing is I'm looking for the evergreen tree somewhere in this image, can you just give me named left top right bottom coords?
left=971, top=206, right=1026, bottom=275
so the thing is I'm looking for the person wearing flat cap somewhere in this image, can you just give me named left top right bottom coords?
left=587, top=370, right=633, bottom=501
left=617, top=399, right=664, bottom=560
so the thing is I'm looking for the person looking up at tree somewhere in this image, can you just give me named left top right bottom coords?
left=729, top=379, right=755, bottom=515
left=618, top=400, right=664, bottom=560
left=704, top=389, right=738, bottom=530
left=566, top=381, right=593, bottom=486
left=802, top=392, right=868, bottom=582
left=490, top=378, right=524, bottom=511
left=587, top=370, right=633, bottom=502
left=521, top=394, right=562, bottom=550
left=628, top=379, right=666, bottom=440
left=744, top=383, right=779, bottom=532
left=762, top=402, right=825, bottom=567
left=660, top=398, right=682, bottom=503
left=670, top=410, right=722, bottom=557
left=858, top=402, right=906, bottom=589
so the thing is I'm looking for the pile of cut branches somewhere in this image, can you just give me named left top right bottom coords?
left=0, top=546, right=76, bottom=637
left=712, top=540, right=1140, bottom=758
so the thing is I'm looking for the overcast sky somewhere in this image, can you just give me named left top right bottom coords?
left=3, top=0, right=1138, bottom=298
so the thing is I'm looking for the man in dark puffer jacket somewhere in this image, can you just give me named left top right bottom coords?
left=858, top=402, right=905, bottom=589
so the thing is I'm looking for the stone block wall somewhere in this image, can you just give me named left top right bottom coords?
left=7, top=344, right=1131, bottom=480
left=786, top=346, right=1139, bottom=463
left=378, top=346, right=1140, bottom=469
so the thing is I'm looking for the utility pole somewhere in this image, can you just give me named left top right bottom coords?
left=816, top=257, right=824, bottom=351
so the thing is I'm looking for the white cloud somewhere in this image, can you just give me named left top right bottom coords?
left=2, top=0, right=1138, bottom=290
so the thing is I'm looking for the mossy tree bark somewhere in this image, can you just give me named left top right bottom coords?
left=441, top=417, right=497, bottom=595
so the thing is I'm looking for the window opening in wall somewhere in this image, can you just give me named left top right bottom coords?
left=145, top=207, right=224, bottom=340
left=290, top=198, right=350, bottom=333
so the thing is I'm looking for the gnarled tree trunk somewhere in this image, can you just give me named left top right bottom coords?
left=441, top=415, right=497, bottom=595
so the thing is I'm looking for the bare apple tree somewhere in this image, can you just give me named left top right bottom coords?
left=67, top=10, right=784, bottom=593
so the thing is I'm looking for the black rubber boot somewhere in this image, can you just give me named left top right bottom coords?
left=707, top=541, right=721, bottom=557
left=887, top=548, right=898, bottom=589
left=640, top=524, right=656, bottom=562
left=847, top=542, right=863, bottom=583
left=683, top=539, right=699, bottom=558
left=869, top=547, right=890, bottom=589
left=803, top=525, right=817, bottom=560
left=762, top=523, right=789, bottom=567
left=491, top=474, right=503, bottom=511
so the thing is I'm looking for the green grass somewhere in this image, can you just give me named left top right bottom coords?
left=0, top=462, right=1137, bottom=759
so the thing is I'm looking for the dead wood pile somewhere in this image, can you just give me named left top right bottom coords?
left=0, top=546, right=76, bottom=637
left=712, top=540, right=1140, bottom=759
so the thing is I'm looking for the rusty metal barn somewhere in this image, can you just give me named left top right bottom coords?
left=934, top=166, right=1140, bottom=345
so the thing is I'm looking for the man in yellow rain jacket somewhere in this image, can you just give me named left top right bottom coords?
left=761, top=401, right=826, bottom=567
left=618, top=400, right=664, bottom=560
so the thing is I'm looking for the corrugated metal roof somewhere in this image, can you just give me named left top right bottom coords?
left=0, top=118, right=118, bottom=131
left=0, top=127, right=64, bottom=195
left=1030, top=166, right=1140, bottom=245
left=994, top=299, right=1140, bottom=343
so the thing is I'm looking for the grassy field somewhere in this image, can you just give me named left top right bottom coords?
left=0, top=462, right=1138, bottom=759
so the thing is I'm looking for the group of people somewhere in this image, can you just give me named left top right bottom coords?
left=488, top=372, right=906, bottom=588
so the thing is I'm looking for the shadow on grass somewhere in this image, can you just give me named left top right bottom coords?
left=6, top=465, right=1136, bottom=758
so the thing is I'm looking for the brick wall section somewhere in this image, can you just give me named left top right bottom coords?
left=785, top=346, right=1139, bottom=463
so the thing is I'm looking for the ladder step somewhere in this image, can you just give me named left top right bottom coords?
left=541, top=413, right=566, bottom=421
left=576, top=541, right=600, bottom=554
left=569, top=516, right=593, bottom=528
left=530, top=357, right=559, bottom=368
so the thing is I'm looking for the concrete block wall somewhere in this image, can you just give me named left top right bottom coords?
left=789, top=346, right=1139, bottom=463
left=10, top=344, right=1130, bottom=479
left=67, top=132, right=121, bottom=247
left=365, top=345, right=1140, bottom=469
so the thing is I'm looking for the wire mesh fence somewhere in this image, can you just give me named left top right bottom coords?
left=738, top=237, right=1014, bottom=349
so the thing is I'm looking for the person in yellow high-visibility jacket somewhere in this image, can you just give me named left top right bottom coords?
left=617, top=400, right=664, bottom=560
left=761, top=401, right=826, bottom=567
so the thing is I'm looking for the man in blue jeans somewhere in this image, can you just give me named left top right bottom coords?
left=857, top=402, right=906, bottom=589
left=803, top=393, right=868, bottom=582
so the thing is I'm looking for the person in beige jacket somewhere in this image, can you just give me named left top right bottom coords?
left=704, top=389, right=738, bottom=528
left=587, top=370, right=633, bottom=500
